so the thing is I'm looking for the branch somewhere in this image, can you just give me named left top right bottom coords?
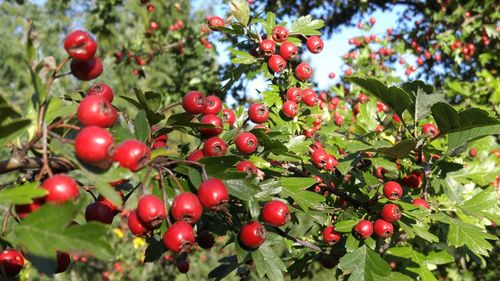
left=0, top=157, right=75, bottom=175
left=271, top=227, right=324, bottom=253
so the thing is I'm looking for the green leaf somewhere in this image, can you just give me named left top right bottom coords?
left=224, top=179, right=258, bottom=201
left=387, top=246, right=437, bottom=281
left=0, top=182, right=46, bottom=204
left=229, top=0, right=250, bottom=26
left=290, top=16, right=325, bottom=36
left=144, top=237, right=167, bottom=263
left=208, top=256, right=241, bottom=281
left=228, top=48, right=257, bottom=65
left=375, top=140, right=417, bottom=158
left=199, top=156, right=241, bottom=176
left=279, top=177, right=316, bottom=190
left=414, top=88, right=445, bottom=121
left=252, top=242, right=287, bottom=281
left=425, top=250, right=454, bottom=265
left=334, top=220, right=358, bottom=232
left=345, top=233, right=360, bottom=252
left=413, top=225, right=439, bottom=243
left=461, top=189, right=498, bottom=213
left=338, top=245, right=412, bottom=281
left=0, top=118, right=31, bottom=145
left=133, top=87, right=164, bottom=126
left=134, top=110, right=150, bottom=142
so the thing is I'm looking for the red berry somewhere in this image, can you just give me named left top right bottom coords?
left=197, top=178, right=229, bottom=210
left=187, top=149, right=205, bottom=162
left=42, top=174, right=79, bottom=203
left=381, top=203, right=402, bottom=223
left=412, top=198, right=429, bottom=209
left=203, top=95, right=223, bottom=115
left=202, top=137, right=227, bottom=157
left=469, top=148, right=477, bottom=158
left=222, top=108, right=236, bottom=127
left=137, top=195, right=166, bottom=228
left=235, top=132, right=258, bottom=154
left=271, top=26, right=288, bottom=42
left=422, top=123, right=439, bottom=138
left=171, top=192, right=203, bottom=224
left=324, top=154, right=338, bottom=171
left=128, top=209, right=150, bottom=236
left=295, top=63, right=313, bottom=81
left=279, top=41, right=298, bottom=60
left=286, top=87, right=302, bottom=102
left=306, top=36, right=324, bottom=54
left=207, top=16, right=225, bottom=30
left=97, top=191, right=124, bottom=214
left=383, top=181, right=403, bottom=200
left=0, top=249, right=24, bottom=277
left=268, top=54, right=287, bottom=73
left=64, top=30, right=97, bottom=61
left=402, top=171, right=423, bottom=189
left=311, top=149, right=329, bottom=170
left=150, top=21, right=159, bottom=30
left=85, top=202, right=114, bottom=224
left=162, top=221, right=195, bottom=253
left=302, top=89, right=318, bottom=106
left=112, top=140, right=150, bottom=171
left=303, top=128, right=316, bottom=138
left=239, top=221, right=266, bottom=249
left=376, top=101, right=389, bottom=113
left=15, top=198, right=44, bottom=219
left=322, top=226, right=341, bottom=245
left=282, top=101, right=299, bottom=118
left=70, top=56, right=103, bottom=81
left=248, top=103, right=269, bottom=124
left=75, top=126, right=113, bottom=164
left=236, top=160, right=258, bottom=174
left=196, top=230, right=216, bottom=249
left=373, top=219, right=393, bottom=238
left=77, top=95, right=117, bottom=128
left=56, top=251, right=71, bottom=273
left=328, top=72, right=335, bottom=79
left=87, top=82, right=114, bottom=103
left=354, top=220, right=373, bottom=239
left=260, top=39, right=276, bottom=57
left=177, top=260, right=190, bottom=273
left=182, top=91, right=206, bottom=114
left=358, top=93, right=368, bottom=103
left=200, top=114, right=223, bottom=137
left=369, top=17, right=376, bottom=25
left=261, top=200, right=290, bottom=227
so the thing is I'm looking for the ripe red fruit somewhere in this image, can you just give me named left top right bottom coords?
left=369, top=17, right=376, bottom=25
left=272, top=26, right=289, bottom=42
left=196, top=230, right=216, bottom=249
left=200, top=114, right=223, bottom=137
left=354, top=220, right=373, bottom=239
left=376, top=101, right=389, bottom=112
left=128, top=209, right=150, bottom=236
left=295, top=63, right=313, bottom=81
left=187, top=149, right=205, bottom=162
left=112, top=140, right=150, bottom=171
left=55, top=251, right=71, bottom=273
left=306, top=36, right=324, bottom=54
left=207, top=16, right=225, bottom=30
left=222, top=108, right=236, bottom=127
left=85, top=202, right=114, bottom=224
left=268, top=54, right=287, bottom=73
left=75, top=126, right=113, bottom=164
left=97, top=191, right=124, bottom=214
left=412, top=198, right=430, bottom=209
left=302, top=88, right=318, bottom=106
left=70, top=56, right=103, bottom=81
left=261, top=200, right=290, bottom=227
left=64, top=30, right=97, bottom=61
left=358, top=93, right=368, bottom=103
left=42, top=174, right=79, bottom=203
left=383, top=181, right=403, bottom=200
left=248, top=103, right=269, bottom=124
left=202, top=137, right=227, bottom=157
left=279, top=41, right=298, bottom=60
left=286, top=87, right=302, bottom=102
left=469, top=148, right=477, bottom=157
left=235, top=132, right=258, bottom=154
left=203, top=95, right=222, bottom=115
left=87, top=82, right=114, bottom=103
left=324, top=154, right=338, bottom=171
left=328, top=72, right=335, bottom=79
left=177, top=260, right=190, bottom=273
left=0, top=249, right=24, bottom=277
left=15, top=198, right=44, bottom=219
left=137, top=195, right=166, bottom=228
left=311, top=149, right=329, bottom=169
left=239, top=221, right=266, bottom=249
left=171, top=192, right=203, bottom=224
left=162, top=221, right=196, bottom=253
left=197, top=178, right=229, bottom=210
left=373, top=219, right=394, bottom=238
left=334, top=114, right=344, bottom=126
left=259, top=39, right=276, bottom=57
left=282, top=101, right=299, bottom=118
left=77, top=95, right=117, bottom=128
left=182, top=91, right=207, bottom=114
left=322, top=226, right=341, bottom=245
left=402, top=171, right=423, bottom=189
left=381, top=203, right=402, bottom=223
left=422, top=123, right=439, bottom=138
left=236, top=160, right=258, bottom=174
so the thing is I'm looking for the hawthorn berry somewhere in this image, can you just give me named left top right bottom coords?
left=0, top=249, right=24, bottom=277
left=74, top=126, right=114, bottom=164
left=162, top=221, right=196, bottom=253
left=248, top=103, right=269, bottom=124
left=282, top=100, right=299, bottom=118
left=77, top=95, right=117, bottom=128
left=128, top=209, right=150, bottom=236
left=354, top=220, right=373, bottom=239
left=358, top=93, right=368, bottom=103
left=97, top=191, right=124, bottom=214
left=306, top=36, right=324, bottom=54
left=322, top=226, right=341, bottom=245
left=137, top=195, right=166, bottom=228
left=202, top=137, right=227, bottom=157
left=369, top=17, right=376, bottom=25
left=268, top=54, right=287, bottom=73
left=42, top=174, right=79, bottom=203
left=271, top=26, right=289, bottom=42
left=422, top=123, right=439, bottom=138
left=203, top=95, right=223, bottom=115
left=383, top=181, right=403, bottom=200
left=469, top=148, right=477, bottom=157
left=207, top=16, right=225, bottom=30
left=295, top=63, right=313, bottom=81
left=87, top=82, right=114, bottom=103
left=177, top=260, right=190, bottom=273
left=261, top=200, right=290, bottom=227
left=15, top=198, right=44, bottom=219
left=235, top=160, right=258, bottom=175
left=112, top=139, right=150, bottom=171
left=187, top=149, right=205, bottom=162
left=70, top=56, right=103, bottom=81
left=85, top=202, right=114, bottom=224
left=182, top=91, right=206, bottom=114
left=235, top=132, right=258, bottom=154
left=197, top=178, right=229, bottom=210
left=259, top=39, right=275, bottom=57
left=196, top=230, right=216, bottom=249
left=381, top=203, right=402, bottom=223
left=412, top=198, right=430, bottom=209
left=324, top=154, right=338, bottom=171
left=56, top=251, right=71, bottom=273
left=311, top=149, right=329, bottom=169
left=64, top=30, right=97, bottom=61
left=239, top=221, right=266, bottom=249
left=222, top=108, right=236, bottom=127
left=402, top=171, right=423, bottom=189
left=286, top=87, right=302, bottom=102
left=373, top=219, right=393, bottom=238
left=199, top=114, right=223, bottom=137
left=171, top=192, right=203, bottom=224
left=302, top=88, right=318, bottom=106
left=279, top=41, right=298, bottom=60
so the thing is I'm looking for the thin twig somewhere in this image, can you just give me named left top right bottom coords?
left=157, top=168, right=172, bottom=227
left=160, top=159, right=209, bottom=181
left=271, top=226, right=324, bottom=253
left=162, top=167, right=185, bottom=192
left=161, top=101, right=181, bottom=113
left=41, top=123, right=53, bottom=177
left=45, top=56, right=70, bottom=96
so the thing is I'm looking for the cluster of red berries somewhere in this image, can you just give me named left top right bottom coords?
left=64, top=30, right=102, bottom=81
left=310, top=142, right=338, bottom=172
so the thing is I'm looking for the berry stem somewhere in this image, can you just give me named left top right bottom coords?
left=161, top=101, right=181, bottom=113
left=157, top=167, right=173, bottom=227
left=271, top=226, right=324, bottom=253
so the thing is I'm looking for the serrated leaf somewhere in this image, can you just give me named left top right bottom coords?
left=134, top=110, right=150, bottom=142
left=334, top=220, right=358, bottom=232
left=199, top=156, right=241, bottom=176
left=0, top=118, right=31, bottom=145
left=290, top=16, right=325, bottom=36
left=414, top=88, right=445, bottom=121
left=224, top=179, right=258, bottom=201
left=387, top=246, right=437, bottom=281
left=375, top=140, right=417, bottom=158
left=229, top=48, right=257, bottom=65
left=229, top=0, right=250, bottom=26
left=279, top=177, right=316, bottom=190
left=208, top=255, right=241, bottom=281
left=0, top=182, right=46, bottom=204
left=144, top=237, right=167, bottom=263
left=133, top=87, right=164, bottom=126
left=413, top=225, right=439, bottom=243
left=425, top=250, right=454, bottom=265
left=252, top=242, right=287, bottom=281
